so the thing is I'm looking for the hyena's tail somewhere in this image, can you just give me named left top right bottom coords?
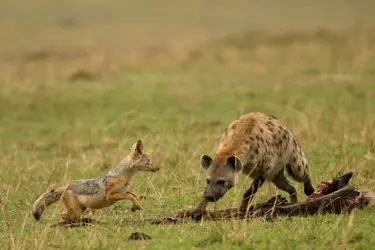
left=32, top=187, right=65, bottom=221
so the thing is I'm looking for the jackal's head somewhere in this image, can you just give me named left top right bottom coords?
left=130, top=140, right=160, bottom=172
left=200, top=154, right=243, bottom=202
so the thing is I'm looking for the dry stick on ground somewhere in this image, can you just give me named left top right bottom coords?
left=142, top=171, right=375, bottom=225
left=51, top=171, right=374, bottom=227
left=51, top=218, right=101, bottom=228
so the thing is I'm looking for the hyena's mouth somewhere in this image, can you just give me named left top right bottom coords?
left=205, top=196, right=217, bottom=202
left=204, top=193, right=225, bottom=202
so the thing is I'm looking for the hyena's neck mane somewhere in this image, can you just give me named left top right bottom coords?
left=214, top=133, right=247, bottom=164
left=214, top=150, right=246, bottom=165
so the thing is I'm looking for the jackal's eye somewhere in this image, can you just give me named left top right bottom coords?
left=217, top=180, right=226, bottom=185
left=206, top=179, right=210, bottom=185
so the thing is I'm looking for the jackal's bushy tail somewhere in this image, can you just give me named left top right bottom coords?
left=32, top=187, right=65, bottom=221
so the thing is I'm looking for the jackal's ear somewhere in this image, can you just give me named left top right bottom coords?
left=136, top=140, right=143, bottom=154
left=131, top=140, right=143, bottom=156
left=226, top=156, right=243, bottom=172
left=200, top=155, right=213, bottom=170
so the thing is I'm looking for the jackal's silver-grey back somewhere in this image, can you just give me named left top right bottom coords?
left=32, top=140, right=159, bottom=222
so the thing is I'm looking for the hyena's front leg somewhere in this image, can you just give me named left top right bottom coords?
left=189, top=195, right=211, bottom=221
left=239, top=178, right=264, bottom=212
left=196, top=196, right=210, bottom=211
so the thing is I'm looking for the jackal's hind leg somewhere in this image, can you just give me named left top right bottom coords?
left=60, top=190, right=86, bottom=222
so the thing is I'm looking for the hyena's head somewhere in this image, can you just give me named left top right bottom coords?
left=200, top=154, right=243, bottom=202
left=130, top=140, right=160, bottom=172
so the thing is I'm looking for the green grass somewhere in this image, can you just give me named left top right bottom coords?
left=1, top=1, right=375, bottom=249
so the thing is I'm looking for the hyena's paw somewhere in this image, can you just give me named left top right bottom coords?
left=131, top=204, right=142, bottom=212
left=190, top=209, right=208, bottom=221
left=238, top=204, right=249, bottom=214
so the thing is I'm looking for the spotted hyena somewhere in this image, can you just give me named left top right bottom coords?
left=196, top=112, right=315, bottom=212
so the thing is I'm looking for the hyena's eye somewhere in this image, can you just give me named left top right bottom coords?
left=217, top=180, right=226, bottom=185
left=206, top=179, right=210, bottom=185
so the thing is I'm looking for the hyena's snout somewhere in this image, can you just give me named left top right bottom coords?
left=204, top=193, right=218, bottom=202
left=204, top=186, right=226, bottom=202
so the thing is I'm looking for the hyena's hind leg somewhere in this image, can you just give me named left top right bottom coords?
left=60, top=190, right=86, bottom=222
left=272, top=170, right=297, bottom=203
left=286, top=151, right=315, bottom=197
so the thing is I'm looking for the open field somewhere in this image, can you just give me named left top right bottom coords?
left=1, top=1, right=375, bottom=249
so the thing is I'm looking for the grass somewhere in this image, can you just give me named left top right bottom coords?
left=1, top=0, right=375, bottom=249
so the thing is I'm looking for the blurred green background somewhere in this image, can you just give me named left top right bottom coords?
left=1, top=1, right=375, bottom=249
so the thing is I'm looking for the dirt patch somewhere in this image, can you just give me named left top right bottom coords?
left=128, top=232, right=152, bottom=240
left=51, top=218, right=100, bottom=228
left=68, top=69, right=100, bottom=82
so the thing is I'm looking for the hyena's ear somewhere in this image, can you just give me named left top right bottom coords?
left=131, top=140, right=143, bottom=156
left=226, top=155, right=243, bottom=172
left=200, top=155, right=213, bottom=170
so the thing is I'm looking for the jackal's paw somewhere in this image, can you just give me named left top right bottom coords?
left=131, top=204, right=142, bottom=212
left=60, top=212, right=70, bottom=221
left=61, top=213, right=80, bottom=223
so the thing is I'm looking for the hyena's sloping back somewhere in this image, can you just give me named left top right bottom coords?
left=263, top=113, right=312, bottom=182
left=265, top=114, right=312, bottom=182
left=213, top=112, right=278, bottom=167
left=214, top=112, right=311, bottom=182
left=214, top=113, right=261, bottom=164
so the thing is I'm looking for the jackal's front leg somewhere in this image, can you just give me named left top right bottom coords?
left=106, top=192, right=142, bottom=212
left=124, top=191, right=143, bottom=210
left=105, top=176, right=142, bottom=212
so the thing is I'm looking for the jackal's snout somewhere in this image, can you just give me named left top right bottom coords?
left=151, top=166, right=160, bottom=172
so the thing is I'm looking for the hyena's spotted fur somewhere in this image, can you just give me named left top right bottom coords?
left=198, top=112, right=315, bottom=212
